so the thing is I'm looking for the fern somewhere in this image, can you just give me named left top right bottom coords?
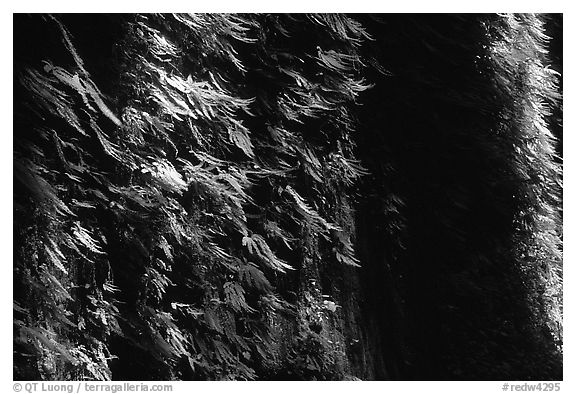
left=224, top=281, right=255, bottom=313
left=238, top=263, right=273, bottom=292
left=242, top=234, right=294, bottom=273
left=284, top=186, right=340, bottom=234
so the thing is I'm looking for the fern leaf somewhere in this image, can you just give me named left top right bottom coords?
left=238, top=263, right=272, bottom=292
left=284, top=186, right=341, bottom=233
left=228, top=123, right=254, bottom=158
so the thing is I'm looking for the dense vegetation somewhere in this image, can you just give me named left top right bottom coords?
left=13, top=14, right=562, bottom=380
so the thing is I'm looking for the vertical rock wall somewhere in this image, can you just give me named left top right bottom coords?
left=14, top=13, right=562, bottom=381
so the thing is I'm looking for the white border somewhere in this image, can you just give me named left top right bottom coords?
left=3, top=3, right=573, bottom=392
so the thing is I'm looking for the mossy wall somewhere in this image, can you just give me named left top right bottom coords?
left=14, top=14, right=562, bottom=381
